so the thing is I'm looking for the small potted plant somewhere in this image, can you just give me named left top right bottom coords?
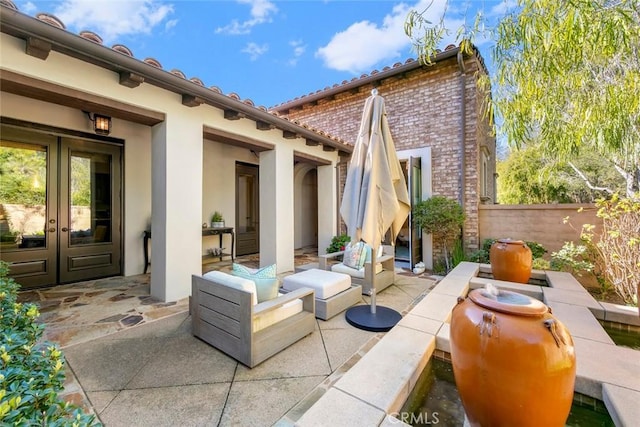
left=211, top=211, right=225, bottom=228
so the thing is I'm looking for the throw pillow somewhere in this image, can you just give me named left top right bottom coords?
left=364, top=244, right=385, bottom=263
left=232, top=263, right=279, bottom=303
left=343, top=241, right=367, bottom=270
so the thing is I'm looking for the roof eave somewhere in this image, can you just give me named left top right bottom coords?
left=0, top=6, right=352, bottom=154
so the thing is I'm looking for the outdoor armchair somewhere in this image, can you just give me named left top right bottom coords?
left=191, top=271, right=315, bottom=368
left=318, top=244, right=395, bottom=296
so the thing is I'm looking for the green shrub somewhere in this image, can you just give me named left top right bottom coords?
left=0, top=261, right=97, bottom=425
left=413, top=196, right=465, bottom=272
left=451, top=239, right=466, bottom=268
left=326, top=234, right=351, bottom=254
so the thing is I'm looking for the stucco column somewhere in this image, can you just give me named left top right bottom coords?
left=260, top=146, right=294, bottom=273
left=317, top=162, right=337, bottom=255
left=150, top=118, right=203, bottom=301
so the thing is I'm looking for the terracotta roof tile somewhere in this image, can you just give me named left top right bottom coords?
left=79, top=31, right=102, bottom=44
left=112, top=44, right=133, bottom=57
left=1, top=0, right=17, bottom=10
left=208, top=86, right=222, bottom=94
left=36, top=13, right=65, bottom=29
left=227, top=92, right=240, bottom=100
left=170, top=69, right=186, bottom=79
left=189, top=77, right=204, bottom=86
left=143, top=57, right=162, bottom=68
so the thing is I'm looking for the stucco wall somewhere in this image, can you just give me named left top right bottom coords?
left=478, top=204, right=601, bottom=256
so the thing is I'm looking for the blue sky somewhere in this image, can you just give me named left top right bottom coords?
left=18, top=0, right=512, bottom=108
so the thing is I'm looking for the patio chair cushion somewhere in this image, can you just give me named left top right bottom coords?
left=202, top=270, right=258, bottom=305
left=331, top=262, right=383, bottom=279
left=343, top=241, right=367, bottom=270
left=253, top=293, right=303, bottom=332
left=232, top=263, right=279, bottom=303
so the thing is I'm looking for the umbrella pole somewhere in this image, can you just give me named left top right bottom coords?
left=345, top=244, right=402, bottom=332
left=370, top=288, right=376, bottom=314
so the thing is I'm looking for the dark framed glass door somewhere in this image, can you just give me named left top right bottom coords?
left=235, top=162, right=259, bottom=256
left=0, top=125, right=122, bottom=288
left=58, top=137, right=121, bottom=283
left=396, top=157, right=422, bottom=267
left=0, top=128, right=57, bottom=286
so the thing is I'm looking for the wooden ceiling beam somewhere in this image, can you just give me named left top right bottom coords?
left=224, top=109, right=245, bottom=120
left=256, top=120, right=275, bottom=130
left=182, top=94, right=205, bottom=107
left=283, top=130, right=299, bottom=139
left=119, top=71, right=144, bottom=88
left=25, top=36, right=51, bottom=60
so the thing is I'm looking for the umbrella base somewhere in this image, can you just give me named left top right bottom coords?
left=345, top=304, right=402, bottom=332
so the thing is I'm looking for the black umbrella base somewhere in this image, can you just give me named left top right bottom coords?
left=345, top=305, right=402, bottom=332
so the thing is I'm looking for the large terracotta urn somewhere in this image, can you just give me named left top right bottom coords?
left=450, top=287, right=576, bottom=427
left=490, top=238, right=532, bottom=283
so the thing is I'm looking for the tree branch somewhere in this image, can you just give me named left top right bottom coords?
left=568, top=161, right=614, bottom=194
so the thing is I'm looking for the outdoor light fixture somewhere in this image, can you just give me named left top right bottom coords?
left=84, top=111, right=112, bottom=136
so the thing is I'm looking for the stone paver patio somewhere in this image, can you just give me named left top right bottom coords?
left=20, top=255, right=437, bottom=426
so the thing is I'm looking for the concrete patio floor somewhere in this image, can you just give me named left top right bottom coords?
left=21, top=255, right=438, bottom=426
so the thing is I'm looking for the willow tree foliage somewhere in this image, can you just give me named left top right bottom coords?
left=498, top=145, right=626, bottom=203
left=406, top=0, right=640, bottom=196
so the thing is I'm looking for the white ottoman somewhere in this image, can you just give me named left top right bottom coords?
left=282, top=269, right=361, bottom=320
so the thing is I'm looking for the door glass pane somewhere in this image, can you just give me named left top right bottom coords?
left=238, top=174, right=255, bottom=233
left=70, top=151, right=111, bottom=245
left=0, top=141, right=47, bottom=250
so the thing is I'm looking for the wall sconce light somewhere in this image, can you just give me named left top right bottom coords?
left=84, top=111, right=112, bottom=136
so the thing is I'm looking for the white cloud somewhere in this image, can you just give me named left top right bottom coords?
left=21, top=1, right=37, bottom=14
left=287, top=39, right=306, bottom=66
left=316, top=0, right=464, bottom=74
left=242, top=42, right=268, bottom=61
left=216, top=0, right=277, bottom=35
left=52, top=0, right=174, bottom=44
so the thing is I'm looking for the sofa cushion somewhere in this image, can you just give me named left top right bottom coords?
left=232, top=263, right=279, bottom=303
left=343, top=241, right=367, bottom=270
left=331, top=262, right=383, bottom=279
left=253, top=294, right=303, bottom=332
left=282, top=269, right=351, bottom=299
left=202, top=270, right=258, bottom=305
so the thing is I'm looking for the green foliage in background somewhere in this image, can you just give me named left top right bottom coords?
left=0, top=261, right=98, bottom=425
left=498, top=145, right=627, bottom=203
left=326, top=234, right=351, bottom=254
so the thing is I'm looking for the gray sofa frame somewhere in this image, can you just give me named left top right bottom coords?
left=191, top=274, right=316, bottom=368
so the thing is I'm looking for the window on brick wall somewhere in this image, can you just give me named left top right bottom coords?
left=481, top=151, right=489, bottom=197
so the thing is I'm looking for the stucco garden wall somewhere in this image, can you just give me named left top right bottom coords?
left=479, top=203, right=601, bottom=256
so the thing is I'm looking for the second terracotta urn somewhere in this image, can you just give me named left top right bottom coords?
left=450, top=287, right=576, bottom=427
left=490, top=238, right=532, bottom=283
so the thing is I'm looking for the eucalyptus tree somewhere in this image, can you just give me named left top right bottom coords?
left=406, top=0, right=640, bottom=196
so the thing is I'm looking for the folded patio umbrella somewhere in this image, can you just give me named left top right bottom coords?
left=340, top=89, right=410, bottom=251
left=340, top=89, right=410, bottom=331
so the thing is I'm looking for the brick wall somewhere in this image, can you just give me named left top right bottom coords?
left=280, top=53, right=495, bottom=262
